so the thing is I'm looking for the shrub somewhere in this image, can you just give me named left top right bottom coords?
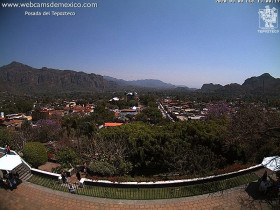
left=23, top=142, right=47, bottom=168
left=113, top=156, right=133, bottom=175
left=56, top=147, right=80, bottom=168
left=88, top=160, right=116, bottom=176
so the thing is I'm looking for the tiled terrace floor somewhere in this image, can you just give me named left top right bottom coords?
left=0, top=181, right=277, bottom=209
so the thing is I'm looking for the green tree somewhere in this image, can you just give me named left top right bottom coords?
left=0, top=128, right=23, bottom=151
left=56, top=147, right=80, bottom=168
left=139, top=94, right=157, bottom=106
left=0, top=128, right=15, bottom=147
left=80, top=121, right=97, bottom=158
left=16, top=100, right=33, bottom=113
left=136, top=107, right=163, bottom=124
left=23, top=142, right=47, bottom=168
left=90, top=105, right=115, bottom=125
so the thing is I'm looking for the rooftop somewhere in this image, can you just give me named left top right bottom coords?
left=104, top=123, right=123, bottom=127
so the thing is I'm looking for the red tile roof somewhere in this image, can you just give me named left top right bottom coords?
left=121, top=109, right=136, bottom=112
left=104, top=123, right=123, bottom=127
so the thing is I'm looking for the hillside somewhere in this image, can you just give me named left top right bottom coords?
left=242, top=73, right=280, bottom=94
left=201, top=83, right=223, bottom=93
left=1, top=62, right=279, bottom=96
left=200, top=73, right=280, bottom=96
left=104, top=76, right=175, bottom=88
left=0, top=62, right=116, bottom=94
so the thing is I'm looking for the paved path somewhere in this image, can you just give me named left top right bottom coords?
left=0, top=181, right=276, bottom=209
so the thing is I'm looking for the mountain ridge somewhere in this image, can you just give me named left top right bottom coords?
left=103, top=76, right=176, bottom=88
left=1, top=62, right=279, bottom=96
left=200, top=73, right=280, bottom=95
left=0, top=62, right=114, bottom=94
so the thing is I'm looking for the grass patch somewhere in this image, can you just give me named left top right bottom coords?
left=28, top=173, right=258, bottom=200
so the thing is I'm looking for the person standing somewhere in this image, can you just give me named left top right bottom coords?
left=7, top=144, right=11, bottom=154
left=4, top=144, right=7, bottom=155
left=61, top=172, right=68, bottom=184
left=61, top=172, right=66, bottom=183
left=76, top=171, right=81, bottom=181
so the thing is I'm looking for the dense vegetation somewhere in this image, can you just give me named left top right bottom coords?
left=61, top=104, right=279, bottom=177
left=22, top=142, right=48, bottom=168
left=1, top=91, right=280, bottom=179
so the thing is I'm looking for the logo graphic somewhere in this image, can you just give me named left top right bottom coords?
left=258, top=5, right=278, bottom=33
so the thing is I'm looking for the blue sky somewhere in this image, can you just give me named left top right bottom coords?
left=0, top=0, right=279, bottom=88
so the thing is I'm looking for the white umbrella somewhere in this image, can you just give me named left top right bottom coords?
left=0, top=154, right=22, bottom=171
left=261, top=156, right=280, bottom=171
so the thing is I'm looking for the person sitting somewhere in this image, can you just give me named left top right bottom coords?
left=68, top=183, right=75, bottom=193
left=15, top=172, right=19, bottom=180
left=0, top=178, right=8, bottom=189
left=259, top=180, right=268, bottom=194
left=259, top=171, right=275, bottom=194
left=11, top=171, right=20, bottom=184
left=4, top=173, right=15, bottom=190
left=0, top=170, right=14, bottom=190
left=9, top=172, right=17, bottom=188
left=259, top=171, right=268, bottom=193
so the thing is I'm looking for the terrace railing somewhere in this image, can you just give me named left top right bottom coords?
left=28, top=172, right=259, bottom=199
